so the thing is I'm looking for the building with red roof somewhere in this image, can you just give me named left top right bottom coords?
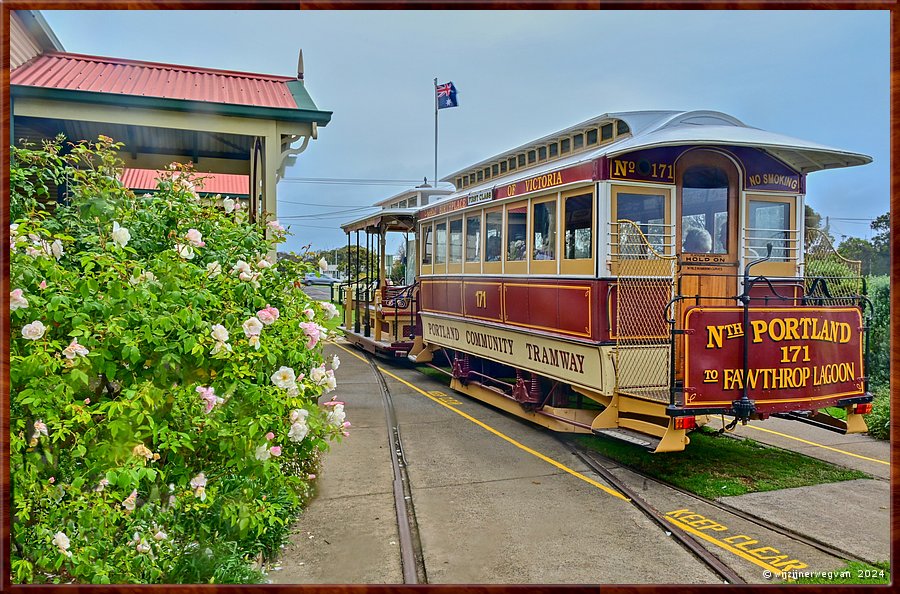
left=10, top=10, right=331, bottom=222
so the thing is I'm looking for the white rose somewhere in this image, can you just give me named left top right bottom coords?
left=9, top=289, right=29, bottom=311
left=175, top=243, right=195, bottom=260
left=50, top=239, right=64, bottom=260
left=22, top=320, right=46, bottom=340
left=318, top=257, right=328, bottom=272
left=288, top=421, right=309, bottom=443
left=270, top=366, right=296, bottom=389
left=185, top=228, right=204, bottom=247
left=248, top=335, right=260, bottom=350
left=257, top=259, right=272, bottom=269
left=231, top=260, right=251, bottom=276
left=255, top=444, right=271, bottom=461
left=211, top=324, right=229, bottom=343
left=206, top=262, right=222, bottom=277
left=223, top=197, right=235, bottom=213
left=327, top=403, right=346, bottom=427
left=242, top=317, right=263, bottom=337
left=111, top=221, right=131, bottom=248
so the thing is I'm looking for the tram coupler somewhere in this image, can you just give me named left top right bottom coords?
left=730, top=397, right=756, bottom=425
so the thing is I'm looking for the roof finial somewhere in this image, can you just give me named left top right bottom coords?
left=297, top=49, right=304, bottom=80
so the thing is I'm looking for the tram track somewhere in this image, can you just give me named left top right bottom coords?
left=566, top=439, right=870, bottom=581
left=364, top=351, right=427, bottom=584
left=567, top=447, right=743, bottom=584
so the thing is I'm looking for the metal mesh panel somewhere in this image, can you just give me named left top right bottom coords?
left=613, top=220, right=676, bottom=403
left=804, top=228, right=862, bottom=306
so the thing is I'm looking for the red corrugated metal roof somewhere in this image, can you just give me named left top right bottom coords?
left=11, top=52, right=299, bottom=109
left=120, top=168, right=249, bottom=196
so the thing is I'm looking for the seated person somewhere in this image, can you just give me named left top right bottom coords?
left=508, top=239, right=526, bottom=261
left=682, top=227, right=712, bottom=253
left=534, top=236, right=554, bottom=260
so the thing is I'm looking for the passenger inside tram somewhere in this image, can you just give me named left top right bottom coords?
left=682, top=227, right=712, bottom=253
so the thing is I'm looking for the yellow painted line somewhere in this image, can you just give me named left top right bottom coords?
left=335, top=342, right=629, bottom=502
left=741, top=425, right=889, bottom=466
left=664, top=517, right=789, bottom=576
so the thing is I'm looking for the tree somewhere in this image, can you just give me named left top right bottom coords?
left=869, top=212, right=889, bottom=276
left=837, top=237, right=876, bottom=275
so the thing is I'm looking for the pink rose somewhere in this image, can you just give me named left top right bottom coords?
left=39, top=281, right=47, bottom=290
left=265, top=432, right=275, bottom=441
left=299, top=321, right=321, bottom=349
left=270, top=446, right=282, bottom=457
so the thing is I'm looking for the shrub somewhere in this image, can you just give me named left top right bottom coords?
left=9, top=136, right=346, bottom=583
left=865, top=275, right=889, bottom=388
left=865, top=384, right=890, bottom=441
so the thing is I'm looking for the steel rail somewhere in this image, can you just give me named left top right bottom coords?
left=569, top=448, right=744, bottom=584
left=365, top=352, right=426, bottom=584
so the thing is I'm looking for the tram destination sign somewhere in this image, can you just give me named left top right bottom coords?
left=683, top=306, right=863, bottom=410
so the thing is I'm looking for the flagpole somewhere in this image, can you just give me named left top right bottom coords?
left=433, top=77, right=438, bottom=187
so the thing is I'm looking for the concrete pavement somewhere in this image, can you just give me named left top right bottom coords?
left=272, top=342, right=721, bottom=584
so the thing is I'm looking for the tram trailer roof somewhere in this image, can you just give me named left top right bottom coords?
left=341, top=207, right=419, bottom=234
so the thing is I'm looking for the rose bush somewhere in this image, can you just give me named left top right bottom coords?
left=9, top=136, right=345, bottom=583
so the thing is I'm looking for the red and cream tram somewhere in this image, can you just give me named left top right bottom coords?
left=340, top=110, right=874, bottom=452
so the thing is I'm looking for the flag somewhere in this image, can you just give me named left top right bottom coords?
left=436, top=81, right=458, bottom=109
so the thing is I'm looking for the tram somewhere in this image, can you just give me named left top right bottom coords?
left=339, top=110, right=874, bottom=452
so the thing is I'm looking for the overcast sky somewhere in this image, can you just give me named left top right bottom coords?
left=41, top=10, right=889, bottom=253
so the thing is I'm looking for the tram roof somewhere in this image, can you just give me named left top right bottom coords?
left=341, top=207, right=419, bottom=234
left=431, top=110, right=871, bottom=208
left=604, top=110, right=872, bottom=173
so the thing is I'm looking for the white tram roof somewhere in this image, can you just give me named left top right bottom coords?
left=438, top=110, right=872, bottom=197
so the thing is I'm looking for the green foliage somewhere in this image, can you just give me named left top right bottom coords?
left=10, top=136, right=346, bottom=583
left=865, top=384, right=890, bottom=441
left=865, top=275, right=889, bottom=389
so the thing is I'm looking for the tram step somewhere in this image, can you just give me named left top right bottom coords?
left=592, top=427, right=661, bottom=450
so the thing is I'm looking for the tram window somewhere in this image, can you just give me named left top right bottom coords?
left=601, top=123, right=613, bottom=141
left=435, top=221, right=447, bottom=264
left=565, top=194, right=593, bottom=259
left=449, top=218, right=463, bottom=263
left=549, top=143, right=559, bottom=158
left=507, top=205, right=528, bottom=261
left=617, top=121, right=630, bottom=135
left=538, top=146, right=547, bottom=161
left=483, top=167, right=490, bottom=179
left=500, top=161, right=508, bottom=174
left=561, top=138, right=571, bottom=154
left=573, top=134, right=584, bottom=150
left=508, top=157, right=517, bottom=171
left=517, top=154, right=526, bottom=167
left=533, top=201, right=557, bottom=261
left=422, top=224, right=433, bottom=265
left=528, top=150, right=536, bottom=164
left=456, top=177, right=463, bottom=189
left=748, top=200, right=790, bottom=262
left=466, top=214, right=481, bottom=262
left=616, top=192, right=667, bottom=253
left=586, top=129, right=598, bottom=146
left=477, top=171, right=484, bottom=182
left=485, top=211, right=503, bottom=262
left=681, top=166, right=728, bottom=254
left=492, top=164, right=499, bottom=176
